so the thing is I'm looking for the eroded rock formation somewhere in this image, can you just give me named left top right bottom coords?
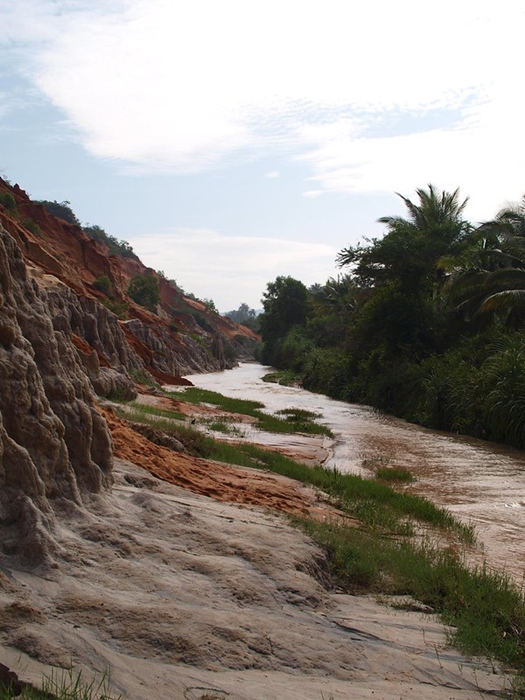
left=0, top=225, right=113, bottom=567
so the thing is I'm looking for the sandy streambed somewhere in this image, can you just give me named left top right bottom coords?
left=0, top=458, right=509, bottom=700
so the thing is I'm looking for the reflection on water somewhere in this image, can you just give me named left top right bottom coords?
left=184, top=363, right=525, bottom=584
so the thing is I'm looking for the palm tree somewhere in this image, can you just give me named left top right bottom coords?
left=337, top=184, right=471, bottom=295
left=378, top=183, right=469, bottom=232
left=444, top=196, right=525, bottom=325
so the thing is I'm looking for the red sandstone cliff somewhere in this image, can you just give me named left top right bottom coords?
left=0, top=177, right=259, bottom=395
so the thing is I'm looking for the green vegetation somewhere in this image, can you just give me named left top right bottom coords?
left=83, top=224, right=138, bottom=260
left=114, top=401, right=185, bottom=422
left=198, top=416, right=244, bottom=435
left=36, top=199, right=81, bottom=226
left=374, top=466, right=414, bottom=483
left=127, top=367, right=157, bottom=386
left=93, top=274, right=113, bottom=296
left=0, top=668, right=123, bottom=700
left=0, top=192, right=17, bottom=211
left=114, top=391, right=525, bottom=690
left=127, top=274, right=160, bottom=313
left=261, top=370, right=301, bottom=386
left=299, top=518, right=525, bottom=676
left=180, top=387, right=332, bottom=436
left=36, top=199, right=139, bottom=261
left=224, top=302, right=260, bottom=332
left=101, top=298, right=129, bottom=320
left=258, top=185, right=525, bottom=451
left=21, top=217, right=40, bottom=236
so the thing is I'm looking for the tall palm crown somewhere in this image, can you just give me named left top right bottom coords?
left=337, top=185, right=471, bottom=295
left=379, top=184, right=469, bottom=232
left=446, top=196, right=525, bottom=324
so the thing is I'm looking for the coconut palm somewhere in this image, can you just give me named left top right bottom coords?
left=337, top=184, right=472, bottom=296
left=445, top=197, right=525, bottom=324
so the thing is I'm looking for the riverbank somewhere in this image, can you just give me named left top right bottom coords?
left=186, top=363, right=525, bottom=586
left=0, top=458, right=512, bottom=700
left=2, top=365, right=524, bottom=699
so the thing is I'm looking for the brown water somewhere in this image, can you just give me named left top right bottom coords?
left=185, top=362, right=525, bottom=585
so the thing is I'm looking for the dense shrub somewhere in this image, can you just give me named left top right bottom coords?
left=128, top=274, right=160, bottom=313
left=93, top=275, right=113, bottom=296
left=0, top=192, right=17, bottom=211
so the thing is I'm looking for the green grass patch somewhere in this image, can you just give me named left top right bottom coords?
left=116, top=398, right=524, bottom=692
left=375, top=466, right=414, bottom=483
left=115, top=402, right=470, bottom=539
left=0, top=668, right=124, bottom=699
left=113, top=401, right=186, bottom=422
left=181, top=387, right=264, bottom=413
left=180, top=388, right=332, bottom=436
left=198, top=416, right=244, bottom=436
left=113, top=407, right=213, bottom=456
left=298, top=518, right=525, bottom=682
left=261, top=370, right=301, bottom=386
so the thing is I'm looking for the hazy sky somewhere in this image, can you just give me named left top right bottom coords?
left=1, top=0, right=524, bottom=311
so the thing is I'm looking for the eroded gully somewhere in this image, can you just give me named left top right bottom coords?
left=182, top=362, right=525, bottom=585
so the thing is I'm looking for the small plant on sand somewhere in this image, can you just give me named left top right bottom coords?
left=0, top=668, right=124, bottom=700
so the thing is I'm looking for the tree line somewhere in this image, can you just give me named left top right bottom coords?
left=259, top=185, right=525, bottom=450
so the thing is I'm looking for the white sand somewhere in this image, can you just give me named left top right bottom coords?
left=0, top=459, right=510, bottom=699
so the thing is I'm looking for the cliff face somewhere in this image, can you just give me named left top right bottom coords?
left=0, top=224, right=113, bottom=567
left=0, top=176, right=259, bottom=567
left=0, top=178, right=259, bottom=393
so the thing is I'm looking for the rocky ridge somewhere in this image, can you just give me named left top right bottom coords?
left=0, top=176, right=258, bottom=567
left=0, top=177, right=258, bottom=394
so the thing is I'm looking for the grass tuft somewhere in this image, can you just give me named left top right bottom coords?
left=180, top=388, right=333, bottom=436
left=0, top=668, right=124, bottom=700
left=375, top=466, right=415, bottom=483
left=298, top=518, right=525, bottom=679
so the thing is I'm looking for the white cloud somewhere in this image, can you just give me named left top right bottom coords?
left=130, top=227, right=338, bottom=311
left=265, top=171, right=280, bottom=179
left=3, top=0, right=525, bottom=212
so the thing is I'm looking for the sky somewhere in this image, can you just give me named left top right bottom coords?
left=1, top=0, right=525, bottom=312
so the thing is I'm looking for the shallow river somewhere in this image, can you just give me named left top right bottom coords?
left=184, top=362, right=525, bottom=584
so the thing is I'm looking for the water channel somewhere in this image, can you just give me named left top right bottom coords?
left=184, top=362, right=525, bottom=585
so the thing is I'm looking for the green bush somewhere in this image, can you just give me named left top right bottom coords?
left=101, top=298, right=129, bottom=319
left=21, top=217, right=40, bottom=236
left=36, top=199, right=80, bottom=226
left=128, top=274, right=160, bottom=313
left=93, top=275, right=113, bottom=296
left=0, top=192, right=17, bottom=211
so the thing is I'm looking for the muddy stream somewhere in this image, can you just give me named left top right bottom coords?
left=182, top=362, right=525, bottom=585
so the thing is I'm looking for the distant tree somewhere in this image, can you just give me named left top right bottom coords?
left=203, top=298, right=218, bottom=313
left=167, top=278, right=184, bottom=293
left=0, top=192, right=17, bottom=211
left=83, top=224, right=139, bottom=260
left=36, top=200, right=81, bottom=226
left=259, top=276, right=308, bottom=365
left=225, top=303, right=257, bottom=324
left=128, top=274, right=160, bottom=312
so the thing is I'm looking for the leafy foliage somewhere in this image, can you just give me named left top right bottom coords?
left=36, top=199, right=81, bottom=226
left=93, top=274, right=113, bottom=296
left=259, top=185, right=525, bottom=450
left=259, top=276, right=308, bottom=366
left=83, top=224, right=139, bottom=260
left=0, top=192, right=17, bottom=211
left=127, top=274, right=160, bottom=312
